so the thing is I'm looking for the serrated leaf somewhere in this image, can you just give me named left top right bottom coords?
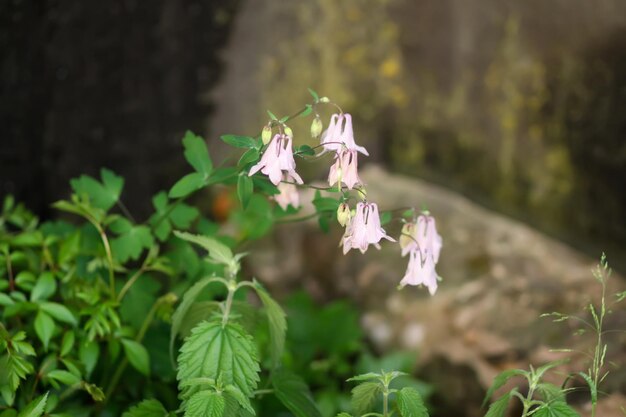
left=237, top=175, right=254, bottom=209
left=254, top=286, right=286, bottom=368
left=169, top=277, right=226, bottom=364
left=482, top=368, right=526, bottom=406
left=536, top=383, right=566, bottom=404
left=17, top=392, right=48, bottom=417
left=30, top=272, right=56, bottom=301
left=221, top=135, right=258, bottom=149
left=122, top=339, right=150, bottom=376
left=484, top=392, right=511, bottom=417
left=224, top=385, right=255, bottom=415
left=169, top=173, right=207, bottom=198
left=533, top=402, right=580, bottom=417
left=173, top=231, right=233, bottom=266
left=351, top=382, right=381, bottom=416
left=272, top=368, right=322, bottom=417
left=39, top=302, right=77, bottom=326
left=177, top=322, right=260, bottom=399
left=34, top=311, right=55, bottom=350
left=122, top=399, right=169, bottom=417
left=183, top=131, right=213, bottom=176
left=185, top=391, right=224, bottom=417
left=347, top=373, right=381, bottom=382
left=396, top=387, right=429, bottom=417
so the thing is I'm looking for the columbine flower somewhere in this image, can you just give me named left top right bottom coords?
left=249, top=133, right=303, bottom=186
left=320, top=113, right=369, bottom=156
left=340, top=202, right=395, bottom=254
left=399, top=248, right=438, bottom=295
left=274, top=173, right=300, bottom=210
left=400, top=214, right=442, bottom=262
left=328, top=149, right=362, bottom=190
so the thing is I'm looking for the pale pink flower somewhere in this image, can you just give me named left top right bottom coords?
left=341, top=202, right=395, bottom=254
left=274, top=174, right=300, bottom=210
left=328, top=149, right=362, bottom=190
left=249, top=133, right=303, bottom=186
left=400, top=214, right=442, bottom=262
left=320, top=113, right=369, bottom=156
left=399, top=248, right=438, bottom=295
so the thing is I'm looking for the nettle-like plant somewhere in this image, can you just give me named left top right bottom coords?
left=0, top=90, right=440, bottom=417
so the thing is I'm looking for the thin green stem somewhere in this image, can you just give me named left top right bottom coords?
left=221, top=283, right=236, bottom=327
left=94, top=222, right=116, bottom=298
left=383, top=391, right=389, bottom=417
left=117, top=265, right=147, bottom=303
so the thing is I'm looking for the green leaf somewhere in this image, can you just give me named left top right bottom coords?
left=39, top=302, right=77, bottom=326
left=169, top=276, right=227, bottom=364
left=70, top=169, right=124, bottom=211
left=237, top=175, right=254, bottom=209
left=169, top=173, right=207, bottom=198
left=254, top=286, right=286, bottom=369
left=578, top=371, right=597, bottom=408
left=178, top=301, right=222, bottom=339
left=17, top=392, right=48, bottom=417
left=308, top=88, right=319, bottom=101
left=30, top=272, right=56, bottom=301
left=185, top=391, right=224, bottom=417
left=122, top=399, right=169, bottom=417
left=47, top=370, right=80, bottom=386
left=223, top=385, right=255, bottom=415
left=173, top=231, right=234, bottom=266
left=536, top=383, right=566, bottom=404
left=79, top=340, right=99, bottom=376
left=347, top=373, right=381, bottom=383
left=351, top=382, right=381, bottom=416
left=380, top=211, right=392, bottom=226
left=183, top=131, right=213, bottom=176
left=300, top=104, right=313, bottom=117
left=177, top=322, right=260, bottom=399
left=312, top=195, right=340, bottom=213
left=34, top=311, right=55, bottom=350
left=533, top=402, right=580, bottom=417
left=111, top=224, right=154, bottom=264
left=221, top=135, right=258, bottom=149
left=272, top=368, right=322, bottom=417
left=484, top=392, right=512, bottom=417
left=295, top=145, right=315, bottom=156
left=238, top=148, right=260, bottom=168
left=0, top=293, right=14, bottom=306
left=267, top=110, right=278, bottom=120
left=122, top=339, right=150, bottom=376
left=60, top=331, right=75, bottom=357
left=483, top=368, right=526, bottom=406
left=396, top=387, right=429, bottom=417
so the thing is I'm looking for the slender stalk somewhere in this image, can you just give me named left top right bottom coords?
left=383, top=391, right=389, bottom=417
left=5, top=248, right=14, bottom=292
left=221, top=284, right=236, bottom=327
left=117, top=266, right=146, bottom=303
left=93, top=222, right=116, bottom=298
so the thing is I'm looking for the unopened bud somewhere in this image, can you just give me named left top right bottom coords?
left=310, top=117, right=323, bottom=138
left=399, top=223, right=415, bottom=251
left=319, top=97, right=330, bottom=103
left=284, top=126, right=293, bottom=138
left=337, top=203, right=352, bottom=227
left=262, top=125, right=272, bottom=145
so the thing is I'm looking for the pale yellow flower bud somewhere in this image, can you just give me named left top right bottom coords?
left=262, top=125, right=272, bottom=145
left=399, top=222, right=415, bottom=252
left=337, top=203, right=352, bottom=227
left=319, top=97, right=330, bottom=103
left=284, top=126, right=293, bottom=138
left=310, top=117, right=323, bottom=138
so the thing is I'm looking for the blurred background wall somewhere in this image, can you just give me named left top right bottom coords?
left=2, top=0, right=626, bottom=266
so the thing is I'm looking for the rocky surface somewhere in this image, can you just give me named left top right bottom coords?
left=247, top=165, right=626, bottom=417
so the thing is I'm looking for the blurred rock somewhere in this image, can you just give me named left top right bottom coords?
left=248, top=165, right=626, bottom=417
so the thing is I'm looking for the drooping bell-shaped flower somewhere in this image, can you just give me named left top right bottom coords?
left=328, top=149, right=362, bottom=190
left=400, top=214, right=442, bottom=262
left=320, top=113, right=369, bottom=156
left=274, top=173, right=300, bottom=210
left=340, top=202, right=395, bottom=254
left=249, top=133, right=303, bottom=186
left=399, top=248, right=438, bottom=295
